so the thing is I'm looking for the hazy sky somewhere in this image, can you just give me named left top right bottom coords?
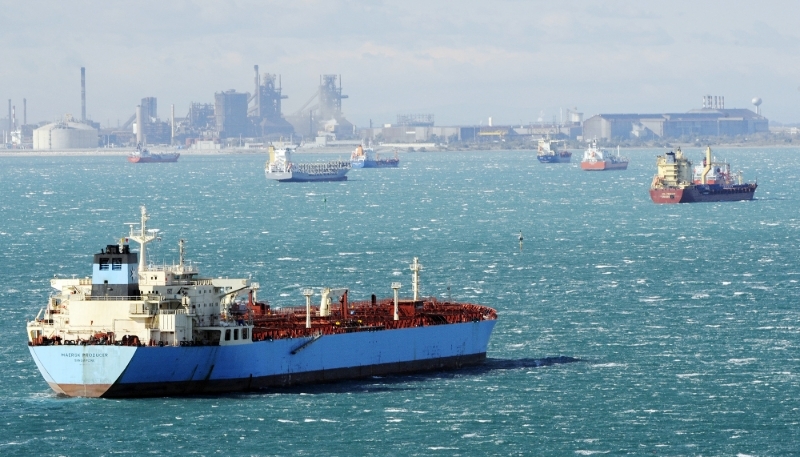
left=2, top=1, right=798, bottom=128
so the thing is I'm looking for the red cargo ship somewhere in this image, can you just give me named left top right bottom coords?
left=649, top=146, right=756, bottom=204
left=580, top=140, right=628, bottom=170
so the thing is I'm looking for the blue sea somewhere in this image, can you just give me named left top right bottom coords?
left=1, top=148, right=798, bottom=456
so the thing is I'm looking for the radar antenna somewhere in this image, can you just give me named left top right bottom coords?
left=127, top=206, right=158, bottom=273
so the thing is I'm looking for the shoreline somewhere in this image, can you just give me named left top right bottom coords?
left=0, top=143, right=796, bottom=158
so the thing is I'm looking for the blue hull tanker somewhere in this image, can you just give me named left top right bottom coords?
left=351, top=145, right=400, bottom=168
left=536, top=138, right=571, bottom=164
left=26, top=207, right=497, bottom=398
left=30, top=322, right=494, bottom=398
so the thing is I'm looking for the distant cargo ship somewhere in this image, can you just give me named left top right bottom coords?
left=350, top=145, right=400, bottom=168
left=649, top=146, right=757, bottom=203
left=265, top=145, right=350, bottom=182
left=128, top=144, right=180, bottom=163
left=580, top=141, right=628, bottom=170
left=536, top=139, right=571, bottom=163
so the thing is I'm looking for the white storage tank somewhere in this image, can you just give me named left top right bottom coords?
left=33, top=121, right=98, bottom=150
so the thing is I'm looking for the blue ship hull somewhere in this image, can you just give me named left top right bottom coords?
left=351, top=159, right=399, bottom=169
left=29, top=320, right=495, bottom=397
left=537, top=154, right=570, bottom=164
left=363, top=160, right=399, bottom=168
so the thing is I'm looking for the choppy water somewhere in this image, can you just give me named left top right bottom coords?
left=0, top=148, right=798, bottom=456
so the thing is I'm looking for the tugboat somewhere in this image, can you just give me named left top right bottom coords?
left=26, top=207, right=497, bottom=398
left=580, top=140, right=628, bottom=170
left=536, top=138, right=571, bottom=163
left=127, top=143, right=180, bottom=163
left=649, top=146, right=757, bottom=203
left=350, top=145, right=400, bottom=168
left=265, top=145, right=350, bottom=182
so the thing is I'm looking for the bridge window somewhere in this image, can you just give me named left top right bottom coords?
left=224, top=329, right=231, bottom=341
left=242, top=328, right=249, bottom=340
left=99, top=258, right=109, bottom=270
left=112, top=258, right=122, bottom=271
left=234, top=329, right=239, bottom=340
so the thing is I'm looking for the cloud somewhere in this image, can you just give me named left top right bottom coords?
left=3, top=0, right=800, bottom=125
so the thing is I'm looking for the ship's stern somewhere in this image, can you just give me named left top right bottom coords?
left=29, top=345, right=137, bottom=397
left=650, top=188, right=685, bottom=203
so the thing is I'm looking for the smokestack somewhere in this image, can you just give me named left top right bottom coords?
left=136, top=105, right=143, bottom=145
left=12, top=106, right=15, bottom=130
left=7, top=100, right=10, bottom=133
left=23, top=98, right=26, bottom=125
left=81, top=67, right=86, bottom=122
left=254, top=65, right=260, bottom=118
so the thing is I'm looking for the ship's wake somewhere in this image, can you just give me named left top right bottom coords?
left=482, top=356, right=584, bottom=370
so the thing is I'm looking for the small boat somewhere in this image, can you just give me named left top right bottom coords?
left=128, top=143, right=180, bottom=163
left=350, top=145, right=400, bottom=168
left=536, top=139, right=571, bottom=163
left=580, top=141, right=628, bottom=171
left=265, top=145, right=350, bottom=182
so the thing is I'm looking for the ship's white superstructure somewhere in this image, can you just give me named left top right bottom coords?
left=27, top=206, right=258, bottom=351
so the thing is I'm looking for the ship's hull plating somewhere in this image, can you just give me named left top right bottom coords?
left=650, top=184, right=757, bottom=203
left=351, top=160, right=399, bottom=168
left=265, top=169, right=349, bottom=182
left=581, top=160, right=628, bottom=170
left=362, top=159, right=399, bottom=168
left=30, top=320, right=495, bottom=398
left=128, top=154, right=180, bottom=163
left=537, top=155, right=571, bottom=164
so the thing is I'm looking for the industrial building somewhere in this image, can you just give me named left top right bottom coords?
left=286, top=75, right=353, bottom=138
left=249, top=66, right=293, bottom=137
left=359, top=112, right=584, bottom=145
left=33, top=117, right=98, bottom=149
left=583, top=96, right=768, bottom=141
left=214, top=90, right=249, bottom=139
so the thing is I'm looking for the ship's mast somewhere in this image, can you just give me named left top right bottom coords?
left=410, top=257, right=422, bottom=301
left=179, top=239, right=185, bottom=273
left=127, top=206, right=157, bottom=273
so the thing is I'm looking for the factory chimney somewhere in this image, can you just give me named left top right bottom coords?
left=81, top=67, right=86, bottom=122
left=135, top=105, right=143, bottom=146
left=23, top=98, right=26, bottom=125
left=7, top=100, right=10, bottom=134
left=170, top=104, right=175, bottom=145
left=12, top=106, right=16, bottom=130
left=254, top=65, right=260, bottom=118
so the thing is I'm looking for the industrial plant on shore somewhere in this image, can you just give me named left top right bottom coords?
left=1, top=67, right=772, bottom=151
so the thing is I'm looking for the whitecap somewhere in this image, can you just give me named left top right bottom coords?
left=728, top=358, right=757, bottom=365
